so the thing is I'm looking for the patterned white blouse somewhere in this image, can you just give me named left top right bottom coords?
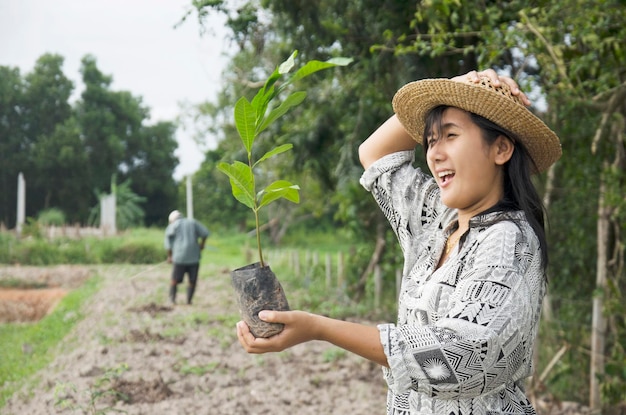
left=360, top=150, right=545, bottom=415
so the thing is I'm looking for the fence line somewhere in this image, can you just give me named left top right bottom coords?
left=266, top=249, right=351, bottom=298
left=44, top=225, right=114, bottom=239
left=266, top=248, right=605, bottom=330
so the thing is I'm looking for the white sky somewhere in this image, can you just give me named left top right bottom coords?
left=0, top=0, right=230, bottom=180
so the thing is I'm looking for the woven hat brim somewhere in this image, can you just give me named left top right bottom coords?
left=392, top=79, right=562, bottom=173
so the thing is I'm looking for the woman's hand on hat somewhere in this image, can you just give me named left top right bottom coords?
left=453, top=69, right=531, bottom=107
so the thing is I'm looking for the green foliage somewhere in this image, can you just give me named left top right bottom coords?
left=217, top=50, right=352, bottom=266
left=0, top=54, right=178, bottom=228
left=0, top=278, right=48, bottom=289
left=37, top=208, right=66, bottom=226
left=0, top=276, right=101, bottom=407
left=192, top=149, right=249, bottom=230
left=98, top=241, right=163, bottom=264
left=130, top=121, right=179, bottom=225
left=20, top=217, right=43, bottom=239
left=0, top=229, right=163, bottom=265
left=378, top=0, right=626, bottom=407
left=601, top=347, right=626, bottom=405
left=89, top=176, right=147, bottom=230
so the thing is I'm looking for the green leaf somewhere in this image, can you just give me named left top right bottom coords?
left=252, top=51, right=298, bottom=114
left=254, top=144, right=293, bottom=167
left=257, top=180, right=300, bottom=209
left=289, top=57, right=353, bottom=84
left=251, top=81, right=276, bottom=120
left=234, top=97, right=256, bottom=154
left=217, top=161, right=255, bottom=209
left=257, top=91, right=307, bottom=134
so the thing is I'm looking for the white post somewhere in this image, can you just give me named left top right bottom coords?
left=100, top=194, right=116, bottom=235
left=16, top=172, right=25, bottom=237
left=186, top=176, right=194, bottom=219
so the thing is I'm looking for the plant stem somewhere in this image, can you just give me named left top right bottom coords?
left=254, top=207, right=265, bottom=267
left=249, top=154, right=265, bottom=268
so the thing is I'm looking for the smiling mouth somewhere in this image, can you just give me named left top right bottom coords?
left=438, top=170, right=455, bottom=184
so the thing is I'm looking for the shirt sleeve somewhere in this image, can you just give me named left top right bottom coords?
left=379, top=222, right=545, bottom=399
left=359, top=150, right=441, bottom=253
left=195, top=221, right=210, bottom=239
left=164, top=224, right=174, bottom=250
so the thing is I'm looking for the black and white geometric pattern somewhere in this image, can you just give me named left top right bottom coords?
left=361, top=151, right=545, bottom=415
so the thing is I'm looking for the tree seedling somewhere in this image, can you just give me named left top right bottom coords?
left=218, top=50, right=352, bottom=267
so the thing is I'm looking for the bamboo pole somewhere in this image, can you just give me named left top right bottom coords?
left=293, top=250, right=300, bottom=278
left=337, top=252, right=344, bottom=291
left=590, top=178, right=608, bottom=411
left=374, top=265, right=382, bottom=308
left=325, top=253, right=331, bottom=289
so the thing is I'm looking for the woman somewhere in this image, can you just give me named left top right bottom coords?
left=236, top=69, right=562, bottom=414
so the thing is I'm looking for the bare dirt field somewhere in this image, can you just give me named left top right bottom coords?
left=1, top=264, right=387, bottom=415
left=0, top=264, right=592, bottom=415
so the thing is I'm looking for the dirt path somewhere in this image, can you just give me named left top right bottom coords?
left=2, top=264, right=387, bottom=415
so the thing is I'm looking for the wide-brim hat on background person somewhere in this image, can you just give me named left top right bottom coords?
left=392, top=76, right=562, bottom=174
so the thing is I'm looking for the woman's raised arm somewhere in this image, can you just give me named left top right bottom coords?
left=358, top=114, right=417, bottom=170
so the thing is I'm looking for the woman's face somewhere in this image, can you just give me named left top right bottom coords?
left=426, top=107, right=510, bottom=219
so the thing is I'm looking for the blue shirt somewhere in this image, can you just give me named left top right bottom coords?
left=164, top=217, right=210, bottom=265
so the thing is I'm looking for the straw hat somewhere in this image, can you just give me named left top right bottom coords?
left=392, top=76, right=562, bottom=173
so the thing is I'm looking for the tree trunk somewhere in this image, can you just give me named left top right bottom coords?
left=590, top=178, right=609, bottom=411
left=353, top=220, right=386, bottom=301
left=530, top=161, right=557, bottom=399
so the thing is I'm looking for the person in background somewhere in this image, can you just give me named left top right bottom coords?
left=164, top=210, right=210, bottom=305
left=234, top=69, right=562, bottom=415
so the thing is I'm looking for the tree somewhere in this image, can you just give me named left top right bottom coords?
left=21, top=55, right=84, bottom=218
left=0, top=54, right=76, bottom=226
left=0, top=66, right=26, bottom=228
left=75, top=55, right=146, bottom=194
left=517, top=2, right=626, bottom=407
left=124, top=121, right=179, bottom=226
left=32, top=117, right=91, bottom=223
left=75, top=55, right=179, bottom=225
left=0, top=54, right=180, bottom=227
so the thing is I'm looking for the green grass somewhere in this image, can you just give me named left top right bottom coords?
left=0, top=279, right=48, bottom=289
left=0, top=276, right=102, bottom=407
left=0, top=227, right=165, bottom=265
left=200, top=232, right=250, bottom=268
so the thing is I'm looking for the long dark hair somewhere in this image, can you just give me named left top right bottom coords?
left=423, top=105, right=549, bottom=270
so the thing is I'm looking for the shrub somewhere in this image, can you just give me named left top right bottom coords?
left=37, top=208, right=66, bottom=226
